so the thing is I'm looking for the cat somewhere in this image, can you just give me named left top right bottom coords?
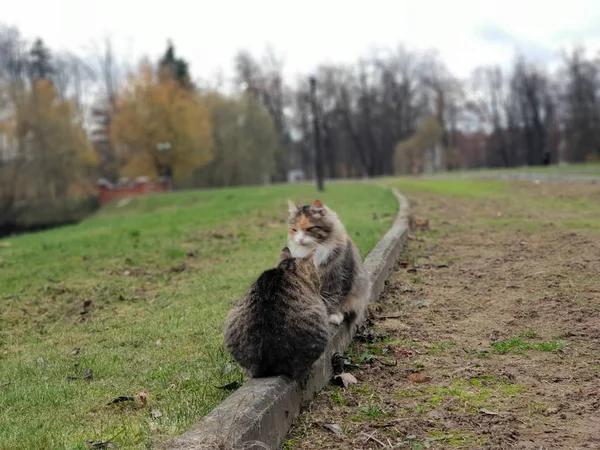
left=287, top=199, right=370, bottom=326
left=223, top=247, right=330, bottom=380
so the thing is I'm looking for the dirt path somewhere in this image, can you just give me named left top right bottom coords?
left=283, top=182, right=600, bottom=450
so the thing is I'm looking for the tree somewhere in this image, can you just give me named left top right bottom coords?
left=18, top=80, right=97, bottom=197
left=29, top=38, right=53, bottom=81
left=395, top=116, right=443, bottom=174
left=560, top=47, right=600, bottom=162
left=158, top=40, right=192, bottom=89
left=0, top=25, right=28, bottom=223
left=87, top=37, right=127, bottom=182
left=110, top=63, right=213, bottom=182
left=198, top=92, right=278, bottom=186
left=235, top=49, right=291, bottom=182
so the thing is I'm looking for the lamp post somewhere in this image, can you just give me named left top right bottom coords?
left=309, top=75, right=324, bottom=192
left=156, top=141, right=172, bottom=179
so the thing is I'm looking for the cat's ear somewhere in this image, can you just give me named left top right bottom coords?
left=310, top=200, right=325, bottom=211
left=287, top=199, right=298, bottom=215
left=311, top=199, right=326, bottom=215
left=279, top=247, right=293, bottom=263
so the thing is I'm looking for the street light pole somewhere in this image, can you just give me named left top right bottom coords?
left=309, top=75, right=324, bottom=192
left=156, top=141, right=173, bottom=179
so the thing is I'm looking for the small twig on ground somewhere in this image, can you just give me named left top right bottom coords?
left=370, top=420, right=399, bottom=428
left=362, top=431, right=388, bottom=447
left=372, top=357, right=397, bottom=367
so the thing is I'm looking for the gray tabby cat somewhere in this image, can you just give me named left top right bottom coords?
left=223, top=247, right=329, bottom=379
left=287, top=199, right=370, bottom=326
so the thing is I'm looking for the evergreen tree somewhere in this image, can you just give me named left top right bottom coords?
left=29, top=38, right=53, bottom=81
left=158, top=40, right=192, bottom=88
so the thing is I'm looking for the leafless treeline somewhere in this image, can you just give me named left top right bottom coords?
left=236, top=46, right=600, bottom=181
left=2, top=21, right=600, bottom=198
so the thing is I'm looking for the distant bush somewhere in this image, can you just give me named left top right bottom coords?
left=0, top=196, right=99, bottom=236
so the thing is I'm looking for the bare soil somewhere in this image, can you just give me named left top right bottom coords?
left=283, top=182, right=600, bottom=450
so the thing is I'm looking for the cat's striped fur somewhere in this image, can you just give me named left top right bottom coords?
left=223, top=248, right=329, bottom=379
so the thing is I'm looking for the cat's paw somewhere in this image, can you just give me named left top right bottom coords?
left=328, top=312, right=344, bottom=325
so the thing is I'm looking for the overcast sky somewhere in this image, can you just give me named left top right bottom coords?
left=3, top=0, right=600, bottom=83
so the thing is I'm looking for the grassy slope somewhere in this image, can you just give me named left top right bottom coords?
left=0, top=183, right=397, bottom=450
left=383, top=178, right=600, bottom=234
left=438, top=162, right=600, bottom=178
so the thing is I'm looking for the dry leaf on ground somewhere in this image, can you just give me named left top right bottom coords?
left=138, top=391, right=148, bottom=406
left=333, top=372, right=358, bottom=388
left=408, top=373, right=431, bottom=383
left=322, top=423, right=344, bottom=436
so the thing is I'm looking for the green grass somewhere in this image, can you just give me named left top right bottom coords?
left=491, top=337, right=564, bottom=355
left=432, top=162, right=600, bottom=178
left=383, top=178, right=513, bottom=199
left=0, top=183, right=397, bottom=450
left=379, top=177, right=600, bottom=236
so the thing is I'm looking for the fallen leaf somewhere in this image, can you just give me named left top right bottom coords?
left=333, top=372, right=358, bottom=388
left=84, top=368, right=93, bottom=381
left=123, top=270, right=131, bottom=276
left=107, top=396, right=134, bottom=405
left=216, top=381, right=241, bottom=391
left=398, top=261, right=411, bottom=268
left=394, top=348, right=416, bottom=358
left=151, top=409, right=163, bottom=419
left=415, top=218, right=430, bottom=231
left=408, top=373, right=431, bottom=383
left=322, top=422, right=344, bottom=436
left=155, top=339, right=163, bottom=347
left=71, top=348, right=80, bottom=356
left=138, top=391, right=148, bottom=406
left=480, top=408, right=499, bottom=416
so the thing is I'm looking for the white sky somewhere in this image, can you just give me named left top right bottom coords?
left=3, top=0, right=600, bottom=83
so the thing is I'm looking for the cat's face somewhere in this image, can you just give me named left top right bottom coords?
left=287, top=199, right=333, bottom=247
left=278, top=247, right=321, bottom=289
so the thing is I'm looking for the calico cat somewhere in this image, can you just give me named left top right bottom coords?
left=223, top=247, right=329, bottom=379
left=287, top=199, right=370, bottom=326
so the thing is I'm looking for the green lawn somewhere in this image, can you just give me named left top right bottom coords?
left=380, top=177, right=600, bottom=236
left=437, top=162, right=600, bottom=178
left=0, top=183, right=397, bottom=450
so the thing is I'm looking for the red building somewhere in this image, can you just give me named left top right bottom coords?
left=96, top=177, right=172, bottom=206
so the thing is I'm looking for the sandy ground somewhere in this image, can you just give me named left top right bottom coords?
left=283, top=182, right=600, bottom=450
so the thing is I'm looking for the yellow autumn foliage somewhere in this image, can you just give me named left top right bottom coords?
left=4, top=79, right=98, bottom=199
left=110, top=64, right=214, bottom=181
left=395, top=116, right=443, bottom=175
